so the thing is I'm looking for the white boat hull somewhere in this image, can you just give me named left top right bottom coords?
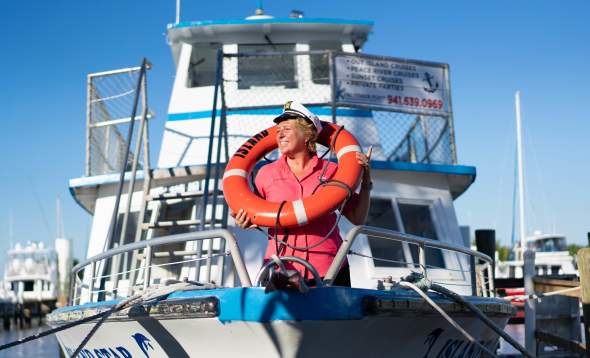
left=49, top=287, right=513, bottom=358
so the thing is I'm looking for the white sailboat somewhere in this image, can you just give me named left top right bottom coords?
left=495, top=92, right=577, bottom=280
left=45, top=5, right=516, bottom=357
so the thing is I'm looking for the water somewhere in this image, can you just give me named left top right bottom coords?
left=498, top=324, right=524, bottom=355
left=0, top=325, right=61, bottom=358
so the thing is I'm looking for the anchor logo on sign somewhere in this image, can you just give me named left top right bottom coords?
left=422, top=72, right=439, bottom=93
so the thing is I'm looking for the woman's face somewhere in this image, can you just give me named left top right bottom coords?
left=276, top=119, right=307, bottom=155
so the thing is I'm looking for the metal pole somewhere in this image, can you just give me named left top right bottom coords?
left=329, top=51, right=337, bottom=124
left=89, top=261, right=96, bottom=303
left=443, top=64, right=458, bottom=164
left=200, top=50, right=223, bottom=231
left=524, top=249, right=536, bottom=356
left=175, top=0, right=180, bottom=24
left=470, top=256, right=477, bottom=296
left=515, top=91, right=527, bottom=257
left=86, top=76, right=93, bottom=176
left=117, top=68, right=150, bottom=288
left=143, top=245, right=152, bottom=291
left=104, top=60, right=148, bottom=253
left=419, top=243, right=427, bottom=278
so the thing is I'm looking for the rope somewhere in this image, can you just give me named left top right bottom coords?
left=507, top=286, right=580, bottom=301
left=0, top=282, right=203, bottom=355
left=71, top=294, right=143, bottom=357
left=398, top=281, right=498, bottom=358
left=430, top=283, right=536, bottom=358
left=256, top=185, right=352, bottom=251
left=0, top=306, right=126, bottom=352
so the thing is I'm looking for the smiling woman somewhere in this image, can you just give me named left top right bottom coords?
left=230, top=101, right=373, bottom=286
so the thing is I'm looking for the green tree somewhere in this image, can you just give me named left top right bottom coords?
left=496, top=243, right=511, bottom=261
left=568, top=244, right=581, bottom=257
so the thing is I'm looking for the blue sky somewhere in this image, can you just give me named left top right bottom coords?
left=0, top=0, right=588, bottom=265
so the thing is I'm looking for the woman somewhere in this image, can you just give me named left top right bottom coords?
left=234, top=101, right=372, bottom=286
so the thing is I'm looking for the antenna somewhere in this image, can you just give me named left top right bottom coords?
left=175, top=0, right=181, bottom=24
left=256, top=0, right=264, bottom=15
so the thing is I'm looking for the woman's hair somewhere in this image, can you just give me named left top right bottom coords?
left=293, top=117, right=318, bottom=154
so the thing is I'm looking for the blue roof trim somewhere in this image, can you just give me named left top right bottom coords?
left=168, top=106, right=373, bottom=121
left=170, top=18, right=374, bottom=29
left=371, top=161, right=476, bottom=178
left=68, top=185, right=92, bottom=215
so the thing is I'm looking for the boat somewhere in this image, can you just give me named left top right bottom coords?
left=496, top=231, right=577, bottom=279
left=46, top=5, right=516, bottom=357
left=2, top=242, right=59, bottom=313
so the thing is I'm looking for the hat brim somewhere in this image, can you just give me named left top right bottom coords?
left=273, top=112, right=305, bottom=124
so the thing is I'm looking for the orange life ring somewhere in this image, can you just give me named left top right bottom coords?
left=223, top=122, right=362, bottom=228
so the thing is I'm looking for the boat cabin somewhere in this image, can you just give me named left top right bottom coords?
left=69, top=10, right=480, bottom=303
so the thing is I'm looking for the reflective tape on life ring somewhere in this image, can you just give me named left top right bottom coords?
left=223, top=122, right=363, bottom=228
left=292, top=199, right=308, bottom=225
left=222, top=169, right=248, bottom=179
left=336, top=145, right=362, bottom=160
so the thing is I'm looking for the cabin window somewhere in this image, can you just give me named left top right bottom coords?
left=367, top=199, right=406, bottom=267
left=187, top=43, right=221, bottom=88
left=238, top=44, right=297, bottom=89
left=23, top=280, right=35, bottom=291
left=309, top=41, right=341, bottom=84
left=398, top=203, right=445, bottom=269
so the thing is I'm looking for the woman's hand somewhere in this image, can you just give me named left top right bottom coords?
left=231, top=209, right=258, bottom=229
left=356, top=146, right=372, bottom=189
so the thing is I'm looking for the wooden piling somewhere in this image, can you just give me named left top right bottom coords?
left=577, top=248, right=590, bottom=357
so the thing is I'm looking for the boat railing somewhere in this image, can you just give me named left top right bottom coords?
left=69, top=229, right=251, bottom=306
left=325, top=226, right=495, bottom=297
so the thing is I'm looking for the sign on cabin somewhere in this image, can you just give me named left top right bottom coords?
left=334, top=54, right=450, bottom=116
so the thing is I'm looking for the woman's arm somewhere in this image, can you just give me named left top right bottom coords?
left=343, top=147, right=372, bottom=225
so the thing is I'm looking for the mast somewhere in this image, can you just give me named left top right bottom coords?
left=515, top=91, right=526, bottom=258
left=9, top=208, right=14, bottom=248
left=56, top=196, right=64, bottom=238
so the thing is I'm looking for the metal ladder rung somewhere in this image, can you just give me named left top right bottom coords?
left=140, top=249, right=222, bottom=258
left=142, top=218, right=222, bottom=229
left=147, top=191, right=218, bottom=201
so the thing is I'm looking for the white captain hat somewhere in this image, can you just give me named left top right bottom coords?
left=273, top=100, right=323, bottom=133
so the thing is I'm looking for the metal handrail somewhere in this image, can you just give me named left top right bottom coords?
left=70, top=229, right=251, bottom=304
left=324, top=226, right=493, bottom=292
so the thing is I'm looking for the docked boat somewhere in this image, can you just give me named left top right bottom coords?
left=2, top=242, right=59, bottom=311
left=47, top=6, right=515, bottom=357
left=496, top=231, right=577, bottom=279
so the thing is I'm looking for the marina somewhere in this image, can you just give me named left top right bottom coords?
left=2, top=1, right=589, bottom=358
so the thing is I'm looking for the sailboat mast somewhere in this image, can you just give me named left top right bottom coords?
left=515, top=91, right=526, bottom=256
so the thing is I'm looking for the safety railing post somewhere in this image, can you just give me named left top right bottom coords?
left=143, top=245, right=152, bottom=291
left=89, top=261, right=96, bottom=303
left=487, top=262, right=495, bottom=297
left=419, top=243, right=427, bottom=278
left=70, top=270, right=78, bottom=305
left=470, top=256, right=477, bottom=296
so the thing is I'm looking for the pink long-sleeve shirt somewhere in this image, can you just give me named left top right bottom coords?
left=254, top=154, right=357, bottom=279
